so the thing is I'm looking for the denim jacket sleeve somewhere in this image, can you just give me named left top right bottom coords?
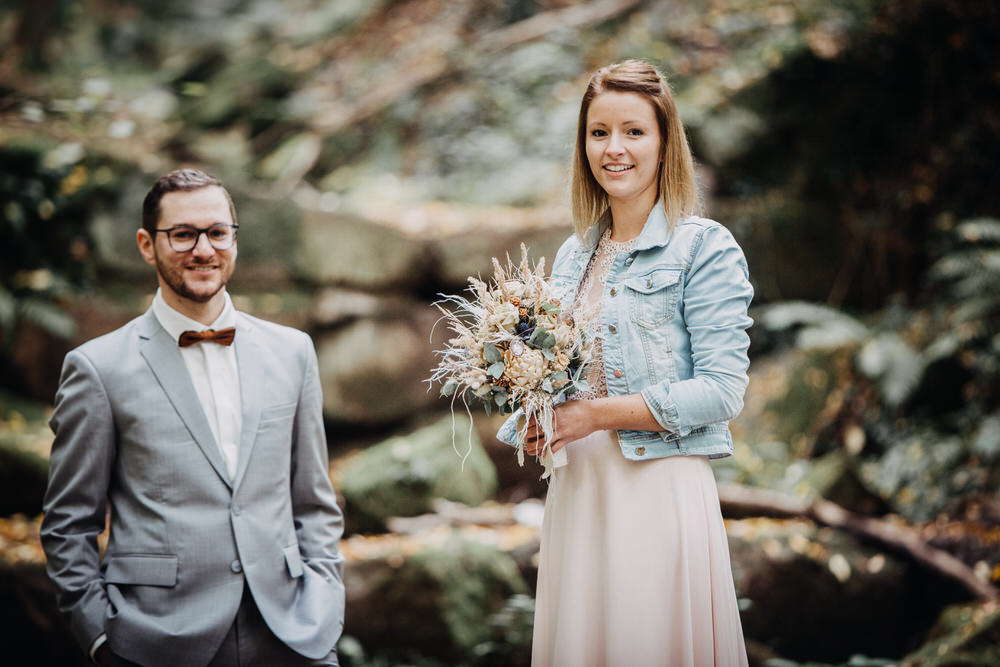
left=639, top=224, right=753, bottom=436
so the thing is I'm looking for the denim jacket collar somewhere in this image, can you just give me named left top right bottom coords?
left=580, top=203, right=674, bottom=255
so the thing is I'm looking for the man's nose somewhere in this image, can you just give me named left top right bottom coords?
left=191, top=231, right=216, bottom=255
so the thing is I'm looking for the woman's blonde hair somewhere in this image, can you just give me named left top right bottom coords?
left=571, top=60, right=700, bottom=239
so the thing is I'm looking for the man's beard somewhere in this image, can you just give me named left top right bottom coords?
left=154, top=252, right=229, bottom=304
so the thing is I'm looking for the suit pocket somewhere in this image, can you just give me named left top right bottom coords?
left=260, top=401, right=297, bottom=424
left=283, top=544, right=304, bottom=578
left=625, top=268, right=682, bottom=328
left=105, top=554, right=178, bottom=587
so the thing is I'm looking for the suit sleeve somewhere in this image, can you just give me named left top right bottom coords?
left=40, top=349, right=116, bottom=653
left=289, top=337, right=345, bottom=584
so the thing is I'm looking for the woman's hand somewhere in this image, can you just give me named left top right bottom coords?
left=523, top=400, right=598, bottom=456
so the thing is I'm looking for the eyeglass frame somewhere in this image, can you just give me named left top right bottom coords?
left=153, top=223, right=240, bottom=252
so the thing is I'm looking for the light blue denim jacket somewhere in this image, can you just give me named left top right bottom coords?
left=497, top=204, right=754, bottom=460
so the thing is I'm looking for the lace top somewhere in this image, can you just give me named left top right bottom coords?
left=569, top=228, right=637, bottom=400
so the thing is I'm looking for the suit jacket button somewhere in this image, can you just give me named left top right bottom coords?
left=636, top=446, right=646, bottom=456
left=613, top=369, right=623, bottom=378
left=231, top=560, right=243, bottom=574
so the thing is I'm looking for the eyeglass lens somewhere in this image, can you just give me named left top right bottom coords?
left=167, top=225, right=237, bottom=252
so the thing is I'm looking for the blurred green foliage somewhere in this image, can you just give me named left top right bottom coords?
left=0, top=142, right=119, bottom=349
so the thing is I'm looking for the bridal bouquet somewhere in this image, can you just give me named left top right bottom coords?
left=430, top=245, right=594, bottom=475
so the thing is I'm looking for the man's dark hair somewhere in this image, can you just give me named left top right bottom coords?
left=141, top=168, right=237, bottom=233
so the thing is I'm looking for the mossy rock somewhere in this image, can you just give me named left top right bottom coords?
left=343, top=536, right=528, bottom=663
left=903, top=601, right=1000, bottom=666
left=340, top=414, right=498, bottom=532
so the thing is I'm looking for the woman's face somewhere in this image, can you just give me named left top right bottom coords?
left=585, top=91, right=662, bottom=207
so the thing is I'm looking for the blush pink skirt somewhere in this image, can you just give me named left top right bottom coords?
left=531, top=429, right=748, bottom=667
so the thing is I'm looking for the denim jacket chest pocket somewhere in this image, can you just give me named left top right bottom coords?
left=623, top=268, right=683, bottom=328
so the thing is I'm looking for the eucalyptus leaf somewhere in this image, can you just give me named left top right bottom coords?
left=548, top=371, right=569, bottom=383
left=541, top=348, right=556, bottom=361
left=483, top=342, right=502, bottom=364
left=487, top=361, right=506, bottom=378
left=440, top=379, right=459, bottom=397
left=541, top=378, right=554, bottom=393
left=574, top=380, right=590, bottom=392
left=528, top=326, right=548, bottom=348
left=541, top=302, right=561, bottom=315
left=494, top=390, right=509, bottom=407
left=542, top=332, right=556, bottom=349
left=483, top=400, right=492, bottom=416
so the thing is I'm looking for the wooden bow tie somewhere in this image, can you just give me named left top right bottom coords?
left=178, top=327, right=236, bottom=347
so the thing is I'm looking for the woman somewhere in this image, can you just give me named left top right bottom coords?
left=498, top=60, right=753, bottom=666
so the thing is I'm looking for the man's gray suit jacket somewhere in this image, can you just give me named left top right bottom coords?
left=40, top=308, right=346, bottom=667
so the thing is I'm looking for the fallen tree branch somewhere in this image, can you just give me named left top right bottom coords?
left=718, top=483, right=999, bottom=602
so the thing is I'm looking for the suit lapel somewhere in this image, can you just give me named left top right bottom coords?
left=137, top=310, right=233, bottom=489
left=232, top=314, right=263, bottom=491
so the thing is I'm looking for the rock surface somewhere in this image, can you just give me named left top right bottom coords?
left=339, top=414, right=499, bottom=532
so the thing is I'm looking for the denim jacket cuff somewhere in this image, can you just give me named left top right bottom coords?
left=640, top=385, right=692, bottom=437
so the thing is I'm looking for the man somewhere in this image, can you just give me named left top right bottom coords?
left=41, top=168, right=345, bottom=666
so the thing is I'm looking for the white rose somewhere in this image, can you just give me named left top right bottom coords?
left=553, top=323, right=576, bottom=348
left=487, top=302, right=520, bottom=333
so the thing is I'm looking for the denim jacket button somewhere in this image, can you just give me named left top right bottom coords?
left=609, top=287, right=617, bottom=297
left=608, top=325, right=617, bottom=334
left=636, top=446, right=646, bottom=456
left=613, top=369, right=623, bottom=378
left=624, top=256, right=634, bottom=266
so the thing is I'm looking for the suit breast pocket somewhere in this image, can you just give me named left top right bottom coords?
left=259, top=401, right=297, bottom=424
left=625, top=268, right=683, bottom=328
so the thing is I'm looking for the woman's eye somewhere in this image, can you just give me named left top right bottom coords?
left=627, top=128, right=644, bottom=136
left=590, top=129, right=607, bottom=137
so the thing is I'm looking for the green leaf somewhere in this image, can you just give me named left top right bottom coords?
left=541, top=302, right=561, bottom=315
left=548, top=371, right=569, bottom=383
left=494, top=389, right=509, bottom=407
left=440, top=379, right=459, bottom=397
left=541, top=378, right=553, bottom=393
left=487, top=361, right=506, bottom=378
left=541, top=348, right=556, bottom=361
left=483, top=400, right=492, bottom=416
left=542, top=331, right=557, bottom=349
left=483, top=342, right=502, bottom=364
left=528, top=326, right=548, bottom=348
left=574, top=380, right=590, bottom=392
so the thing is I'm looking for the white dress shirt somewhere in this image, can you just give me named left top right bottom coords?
left=152, top=288, right=242, bottom=479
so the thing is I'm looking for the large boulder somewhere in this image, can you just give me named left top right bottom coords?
left=295, top=207, right=428, bottom=290
left=339, top=414, right=498, bottom=532
left=422, top=204, right=571, bottom=290
left=341, top=534, right=529, bottom=664
left=314, top=305, right=442, bottom=424
left=726, top=517, right=970, bottom=663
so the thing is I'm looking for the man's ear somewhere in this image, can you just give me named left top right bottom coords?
left=136, top=229, right=157, bottom=267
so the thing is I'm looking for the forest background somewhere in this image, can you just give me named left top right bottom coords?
left=1, top=0, right=999, bottom=665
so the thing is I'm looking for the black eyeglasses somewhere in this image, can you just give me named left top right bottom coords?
left=154, top=223, right=239, bottom=252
